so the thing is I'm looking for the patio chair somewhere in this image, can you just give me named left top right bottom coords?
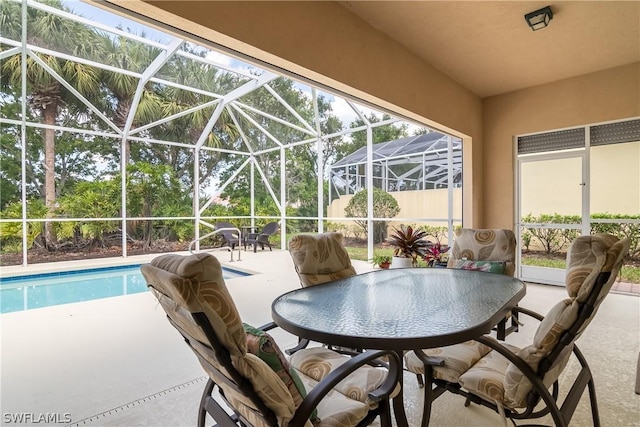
left=244, top=221, right=279, bottom=253
left=447, top=228, right=518, bottom=341
left=140, top=252, right=402, bottom=427
left=214, top=221, right=240, bottom=249
left=288, top=232, right=357, bottom=288
left=286, top=232, right=359, bottom=355
left=404, top=233, right=630, bottom=427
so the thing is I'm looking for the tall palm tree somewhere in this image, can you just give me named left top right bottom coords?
left=1, top=0, right=102, bottom=249
left=97, top=31, right=163, bottom=162
left=147, top=47, right=242, bottom=185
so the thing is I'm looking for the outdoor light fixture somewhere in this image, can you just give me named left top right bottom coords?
left=524, top=5, right=553, bottom=31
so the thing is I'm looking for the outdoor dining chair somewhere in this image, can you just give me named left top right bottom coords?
left=140, top=252, right=402, bottom=427
left=404, top=233, right=630, bottom=427
left=286, top=232, right=359, bottom=355
left=447, top=228, right=518, bottom=341
left=288, top=232, right=357, bottom=288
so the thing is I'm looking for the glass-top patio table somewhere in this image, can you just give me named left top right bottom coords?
left=271, top=268, right=526, bottom=426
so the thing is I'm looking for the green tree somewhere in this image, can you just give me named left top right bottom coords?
left=217, top=78, right=313, bottom=212
left=132, top=44, right=243, bottom=190
left=126, top=162, right=191, bottom=249
left=336, top=113, right=408, bottom=161
left=0, top=199, right=48, bottom=252
left=0, top=95, right=118, bottom=211
left=0, top=96, right=43, bottom=209
left=57, top=180, right=121, bottom=248
left=1, top=0, right=103, bottom=249
left=344, top=187, right=400, bottom=243
left=97, top=30, right=164, bottom=162
left=216, top=80, right=346, bottom=230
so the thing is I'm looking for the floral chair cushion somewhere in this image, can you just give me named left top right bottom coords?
left=144, top=254, right=297, bottom=423
left=289, top=233, right=357, bottom=287
left=447, top=229, right=516, bottom=277
left=290, top=347, right=390, bottom=408
left=453, top=234, right=629, bottom=409
left=453, top=260, right=507, bottom=274
left=244, top=323, right=319, bottom=421
left=404, top=340, right=492, bottom=383
left=146, top=253, right=247, bottom=356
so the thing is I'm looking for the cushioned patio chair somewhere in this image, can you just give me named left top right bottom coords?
left=286, top=232, right=358, bottom=355
left=244, top=221, right=279, bottom=253
left=141, top=252, right=401, bottom=427
left=447, top=228, right=518, bottom=341
left=288, top=232, right=357, bottom=288
left=214, top=221, right=240, bottom=249
left=404, top=233, right=630, bottom=427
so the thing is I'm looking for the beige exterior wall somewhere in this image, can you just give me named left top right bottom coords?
left=327, top=189, right=463, bottom=230
left=101, top=1, right=640, bottom=229
left=590, top=142, right=640, bottom=214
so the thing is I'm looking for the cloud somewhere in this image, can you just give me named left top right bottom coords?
left=329, top=97, right=359, bottom=127
left=205, top=51, right=233, bottom=67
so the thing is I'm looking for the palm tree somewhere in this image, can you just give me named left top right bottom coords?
left=146, top=47, right=242, bottom=184
left=1, top=0, right=102, bottom=249
left=97, top=31, right=164, bottom=161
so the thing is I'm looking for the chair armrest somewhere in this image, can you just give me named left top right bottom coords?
left=255, top=322, right=311, bottom=355
left=513, top=306, right=545, bottom=322
left=256, top=321, right=278, bottom=332
left=285, top=338, right=310, bottom=355
left=414, top=349, right=445, bottom=367
left=474, top=335, right=541, bottom=382
left=288, top=350, right=402, bottom=427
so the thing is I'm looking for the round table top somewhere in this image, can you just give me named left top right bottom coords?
left=272, top=268, right=526, bottom=350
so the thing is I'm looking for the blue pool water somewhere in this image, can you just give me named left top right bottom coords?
left=0, top=265, right=249, bottom=314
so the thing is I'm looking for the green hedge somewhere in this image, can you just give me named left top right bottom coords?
left=521, top=213, right=640, bottom=259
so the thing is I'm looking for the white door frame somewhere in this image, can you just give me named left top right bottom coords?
left=515, top=146, right=590, bottom=285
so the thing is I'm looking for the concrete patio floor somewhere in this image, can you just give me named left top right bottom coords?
left=1, top=249, right=639, bottom=426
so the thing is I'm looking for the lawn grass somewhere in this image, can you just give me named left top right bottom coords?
left=521, top=257, right=640, bottom=283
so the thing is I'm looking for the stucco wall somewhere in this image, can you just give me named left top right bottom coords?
left=483, top=63, right=640, bottom=228
left=327, top=188, right=463, bottom=229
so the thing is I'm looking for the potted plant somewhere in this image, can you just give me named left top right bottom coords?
left=387, top=225, right=431, bottom=268
left=373, top=253, right=392, bottom=269
left=423, top=242, right=450, bottom=267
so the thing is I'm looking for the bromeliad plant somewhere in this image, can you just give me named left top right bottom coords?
left=423, top=242, right=450, bottom=267
left=387, top=225, right=431, bottom=266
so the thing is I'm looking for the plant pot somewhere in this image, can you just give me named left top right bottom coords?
left=391, top=256, right=413, bottom=269
left=379, top=261, right=391, bottom=269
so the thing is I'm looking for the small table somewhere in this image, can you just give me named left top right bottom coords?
left=271, top=268, right=526, bottom=426
left=240, top=226, right=255, bottom=245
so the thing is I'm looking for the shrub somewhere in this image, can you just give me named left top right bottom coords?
left=344, top=188, right=399, bottom=243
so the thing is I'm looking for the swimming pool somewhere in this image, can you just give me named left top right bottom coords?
left=0, top=265, right=249, bottom=314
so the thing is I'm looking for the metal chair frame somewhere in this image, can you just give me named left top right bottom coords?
left=417, top=271, right=611, bottom=427
left=244, top=222, right=279, bottom=253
